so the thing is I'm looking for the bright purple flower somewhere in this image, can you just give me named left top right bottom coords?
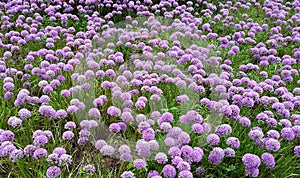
left=109, top=123, right=121, bottom=133
left=52, top=147, right=66, bottom=156
left=215, top=124, right=232, bottom=136
left=294, top=146, right=300, bottom=157
left=192, top=123, right=204, bottom=134
left=242, top=153, right=261, bottom=169
left=226, top=137, right=240, bottom=149
left=107, top=106, right=121, bottom=117
left=206, top=134, right=220, bottom=145
left=33, top=148, right=48, bottom=159
left=162, top=164, right=176, bottom=178
left=208, top=147, right=224, bottom=165
left=62, top=131, right=75, bottom=140
left=46, top=166, right=61, bottom=178
left=281, top=128, right=295, bottom=141
left=34, top=135, right=49, bottom=147
left=224, top=148, right=236, bottom=157
left=245, top=168, right=259, bottom=177
left=261, top=153, right=275, bottom=169
left=178, top=170, right=193, bottom=178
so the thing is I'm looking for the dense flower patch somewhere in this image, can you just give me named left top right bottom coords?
left=0, top=0, right=300, bottom=177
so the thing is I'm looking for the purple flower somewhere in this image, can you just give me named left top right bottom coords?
left=226, top=137, right=240, bottom=149
left=62, top=131, right=75, bottom=140
left=191, top=147, right=204, bottom=163
left=142, top=128, right=155, bottom=141
left=267, top=130, right=280, bottom=139
left=18, top=108, right=31, bottom=119
left=24, top=145, right=37, bottom=157
left=242, top=153, right=261, bottom=169
left=107, top=106, right=121, bottom=117
left=265, top=138, right=280, bottom=152
left=88, top=108, right=101, bottom=118
left=9, top=149, right=24, bottom=162
left=215, top=124, right=232, bottom=136
left=136, top=140, right=151, bottom=158
left=83, top=164, right=96, bottom=174
left=281, top=128, right=295, bottom=141
left=177, top=161, right=191, bottom=171
left=55, top=109, right=67, bottom=119
left=261, top=153, right=275, bottom=168
left=7, top=117, right=23, bottom=128
left=245, top=168, right=259, bottom=177
left=294, top=146, right=300, bottom=157
left=155, top=152, right=168, bottom=164
left=95, top=140, right=107, bottom=151
left=239, top=117, right=251, bottom=127
left=208, top=147, right=225, bottom=166
left=195, top=167, right=206, bottom=176
left=224, top=148, right=236, bottom=157
left=46, top=166, right=61, bottom=178
left=1, top=130, right=14, bottom=142
left=162, top=164, right=176, bottom=178
left=109, top=123, right=121, bottom=133
left=118, top=145, right=131, bottom=155
left=34, top=135, right=49, bottom=147
left=178, top=170, right=193, bottom=178
left=47, top=153, right=60, bottom=164
left=59, top=154, right=72, bottom=166
left=33, top=148, right=48, bottom=159
left=64, top=122, right=76, bottom=130
left=78, top=137, right=89, bottom=146
left=52, top=147, right=66, bottom=156
left=121, top=171, right=135, bottom=178
left=121, top=112, right=134, bottom=123
left=120, top=153, right=132, bottom=162
left=206, top=134, right=220, bottom=145
left=192, top=123, right=204, bottom=134
left=133, top=159, right=146, bottom=169
left=168, top=147, right=181, bottom=157
left=248, top=129, right=264, bottom=140
left=148, top=170, right=160, bottom=178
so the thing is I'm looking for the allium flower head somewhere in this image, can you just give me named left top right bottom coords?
left=46, top=166, right=61, bottom=178
left=155, top=152, right=168, bottom=164
left=107, top=106, right=121, bottom=117
left=162, top=164, right=176, bottom=178
left=294, top=146, right=300, bottom=157
left=206, top=134, right=220, bottom=145
left=83, top=164, right=96, bottom=174
left=18, top=108, right=31, bottom=119
left=261, top=153, right=275, bottom=168
left=208, top=147, right=225, bottom=165
left=133, top=159, right=147, bottom=169
left=242, top=153, right=261, bottom=169
left=121, top=171, right=135, bottom=178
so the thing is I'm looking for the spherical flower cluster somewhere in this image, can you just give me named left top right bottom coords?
left=242, top=153, right=261, bottom=177
left=208, top=147, right=224, bottom=165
